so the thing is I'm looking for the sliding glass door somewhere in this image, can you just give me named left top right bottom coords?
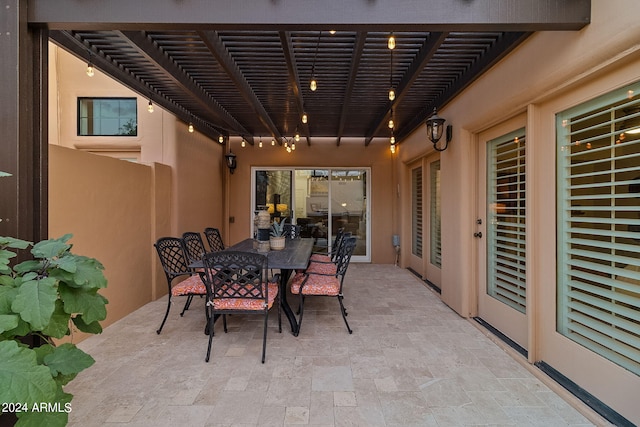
left=252, top=167, right=370, bottom=262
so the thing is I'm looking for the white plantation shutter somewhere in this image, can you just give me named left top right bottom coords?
left=430, top=160, right=442, bottom=268
left=412, top=166, right=423, bottom=257
left=557, top=82, right=640, bottom=375
left=487, top=129, right=527, bottom=313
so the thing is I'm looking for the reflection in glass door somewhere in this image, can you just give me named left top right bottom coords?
left=253, top=168, right=370, bottom=262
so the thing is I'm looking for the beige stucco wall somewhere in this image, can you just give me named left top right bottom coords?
left=398, top=0, right=640, bottom=422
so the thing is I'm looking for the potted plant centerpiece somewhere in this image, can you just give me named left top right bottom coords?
left=269, top=218, right=287, bottom=250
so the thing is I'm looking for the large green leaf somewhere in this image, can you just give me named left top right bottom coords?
left=50, top=254, right=107, bottom=289
left=0, top=341, right=57, bottom=403
left=43, top=343, right=95, bottom=377
left=0, top=284, right=18, bottom=312
left=13, top=260, right=43, bottom=275
left=0, top=236, right=31, bottom=249
left=72, top=314, right=103, bottom=334
left=30, top=235, right=72, bottom=259
left=0, top=314, right=19, bottom=333
left=41, top=300, right=71, bottom=339
left=15, top=386, right=71, bottom=427
left=11, top=277, right=58, bottom=331
left=59, top=284, right=107, bottom=324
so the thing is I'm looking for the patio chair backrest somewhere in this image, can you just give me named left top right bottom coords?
left=154, top=237, right=191, bottom=283
left=204, top=227, right=225, bottom=252
left=182, top=231, right=207, bottom=265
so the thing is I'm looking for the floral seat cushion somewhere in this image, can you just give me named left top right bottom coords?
left=290, top=272, right=340, bottom=296
left=171, top=274, right=206, bottom=296
left=305, top=261, right=337, bottom=275
left=210, top=281, right=279, bottom=310
left=309, top=253, right=331, bottom=263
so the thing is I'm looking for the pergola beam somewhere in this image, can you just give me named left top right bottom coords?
left=29, top=0, right=590, bottom=32
left=336, top=32, right=366, bottom=147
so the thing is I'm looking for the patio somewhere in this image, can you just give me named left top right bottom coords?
left=66, top=264, right=600, bottom=426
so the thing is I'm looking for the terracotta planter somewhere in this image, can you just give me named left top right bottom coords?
left=270, top=236, right=286, bottom=250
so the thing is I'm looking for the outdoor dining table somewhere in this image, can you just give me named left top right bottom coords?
left=193, top=237, right=314, bottom=336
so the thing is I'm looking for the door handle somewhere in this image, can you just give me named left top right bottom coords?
left=474, top=232, right=483, bottom=238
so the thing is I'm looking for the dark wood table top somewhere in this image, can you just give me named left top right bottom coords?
left=226, top=237, right=314, bottom=271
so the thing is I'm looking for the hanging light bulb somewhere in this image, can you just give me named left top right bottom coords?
left=241, top=139, right=246, bottom=148
left=188, top=122, right=194, bottom=133
left=219, top=135, right=224, bottom=143
left=390, top=135, right=396, bottom=144
left=302, top=113, right=308, bottom=124
left=271, top=138, right=276, bottom=146
left=388, top=33, right=396, bottom=50
left=390, top=144, right=396, bottom=154
left=287, top=146, right=292, bottom=153
left=310, top=77, right=317, bottom=92
left=295, top=129, right=300, bottom=142
left=292, top=141, right=296, bottom=151
left=86, top=61, right=95, bottom=77
left=388, top=88, right=395, bottom=101
left=147, top=100, right=154, bottom=113
left=259, top=136, right=263, bottom=148
left=388, top=118, right=394, bottom=129
left=284, top=140, right=288, bottom=148
left=329, top=30, right=336, bottom=35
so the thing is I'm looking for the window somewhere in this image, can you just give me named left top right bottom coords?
left=430, top=160, right=442, bottom=268
left=412, top=166, right=423, bottom=257
left=557, top=82, right=640, bottom=375
left=78, top=98, right=137, bottom=136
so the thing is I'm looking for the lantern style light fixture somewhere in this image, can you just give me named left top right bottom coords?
left=425, top=108, right=452, bottom=151
left=225, top=151, right=237, bottom=174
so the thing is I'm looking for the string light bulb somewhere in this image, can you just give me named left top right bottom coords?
left=292, top=141, right=296, bottom=151
left=86, top=61, right=95, bottom=77
left=241, top=139, right=246, bottom=148
left=271, top=138, right=276, bottom=146
left=390, top=135, right=396, bottom=144
left=310, top=77, right=317, bottom=92
left=390, top=144, right=396, bottom=154
left=219, top=135, right=224, bottom=143
left=388, top=88, right=395, bottom=101
left=188, top=122, right=194, bottom=133
left=388, top=118, right=394, bottom=129
left=147, top=100, right=154, bottom=113
left=259, top=136, right=263, bottom=148
left=388, top=33, right=396, bottom=50
left=295, top=129, right=300, bottom=142
left=302, top=113, right=308, bottom=124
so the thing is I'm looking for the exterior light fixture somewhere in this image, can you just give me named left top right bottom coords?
left=188, top=122, right=194, bottom=133
left=291, top=141, right=296, bottom=151
left=388, top=88, right=395, bottom=101
left=295, top=128, right=300, bottom=142
left=390, top=144, right=396, bottom=154
left=147, top=100, right=154, bottom=113
left=302, top=113, right=308, bottom=124
left=271, top=138, right=276, bottom=146
left=241, top=138, right=246, bottom=148
left=388, top=117, right=394, bottom=129
left=259, top=136, right=263, bottom=148
left=224, top=152, right=237, bottom=174
left=425, top=108, right=452, bottom=151
left=219, top=135, right=224, bottom=143
left=310, top=77, right=317, bottom=92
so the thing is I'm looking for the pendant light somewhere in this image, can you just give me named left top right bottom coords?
left=310, top=31, right=321, bottom=91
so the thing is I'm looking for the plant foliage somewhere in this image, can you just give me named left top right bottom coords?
left=0, top=234, right=108, bottom=426
left=270, top=218, right=287, bottom=238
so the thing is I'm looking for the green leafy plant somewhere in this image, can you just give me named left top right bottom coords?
left=0, top=234, right=108, bottom=426
left=270, top=218, right=287, bottom=238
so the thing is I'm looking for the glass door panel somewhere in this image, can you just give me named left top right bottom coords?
left=331, top=170, right=368, bottom=258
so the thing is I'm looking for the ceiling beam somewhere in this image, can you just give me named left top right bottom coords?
left=364, top=32, right=448, bottom=146
left=29, top=0, right=591, bottom=32
left=395, top=31, right=531, bottom=142
left=118, top=30, right=251, bottom=137
left=280, top=31, right=310, bottom=146
left=198, top=30, right=282, bottom=142
left=336, top=32, right=366, bottom=147
left=49, top=30, right=223, bottom=141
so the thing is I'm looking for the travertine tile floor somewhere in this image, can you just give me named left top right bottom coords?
left=67, top=264, right=608, bottom=426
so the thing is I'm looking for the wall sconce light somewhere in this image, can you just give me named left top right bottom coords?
left=225, top=152, right=237, bottom=174
left=425, top=108, right=452, bottom=151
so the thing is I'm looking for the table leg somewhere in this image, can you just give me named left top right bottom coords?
left=279, top=269, right=299, bottom=335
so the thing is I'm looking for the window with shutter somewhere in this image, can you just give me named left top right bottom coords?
left=556, top=82, right=640, bottom=375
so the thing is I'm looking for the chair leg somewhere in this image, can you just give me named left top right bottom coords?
left=180, top=295, right=193, bottom=316
left=156, top=297, right=172, bottom=334
left=337, top=295, right=352, bottom=334
left=295, top=293, right=305, bottom=337
left=261, top=311, right=269, bottom=363
left=223, top=314, right=228, bottom=333
left=205, top=310, right=215, bottom=362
